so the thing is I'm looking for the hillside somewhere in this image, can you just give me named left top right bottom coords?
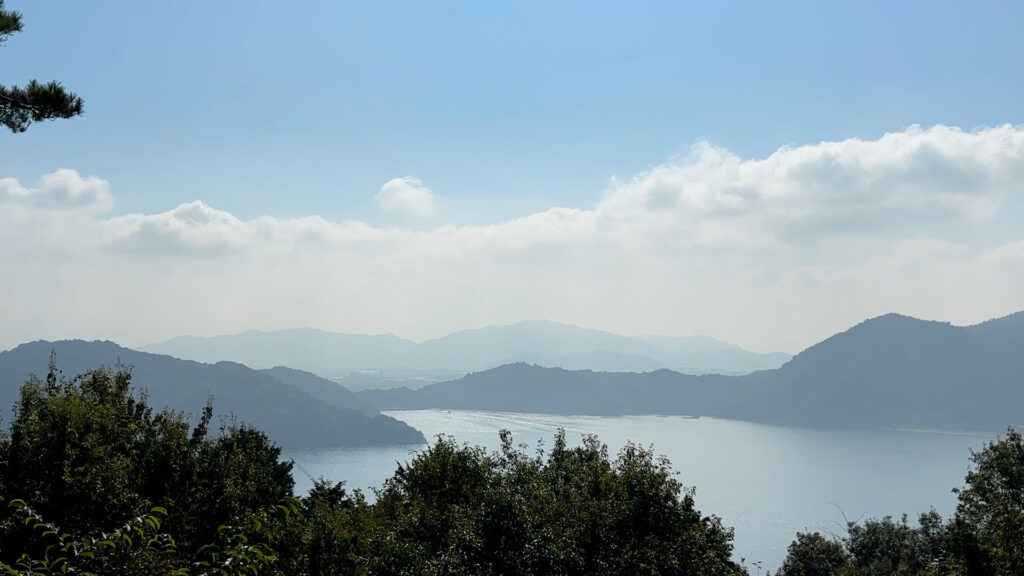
left=260, top=366, right=379, bottom=416
left=0, top=340, right=425, bottom=448
left=142, top=320, right=790, bottom=381
left=735, top=312, right=1024, bottom=429
left=361, top=312, right=1024, bottom=431
left=359, top=362, right=745, bottom=416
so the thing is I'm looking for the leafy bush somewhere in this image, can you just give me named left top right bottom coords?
left=0, top=361, right=746, bottom=575
left=0, top=360, right=293, bottom=566
left=368, top=430, right=745, bottom=576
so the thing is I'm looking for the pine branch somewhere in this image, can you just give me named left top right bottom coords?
left=0, top=0, right=23, bottom=44
left=0, top=80, right=85, bottom=133
left=0, top=0, right=85, bottom=133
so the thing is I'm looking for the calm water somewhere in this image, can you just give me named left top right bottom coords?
left=285, top=410, right=992, bottom=571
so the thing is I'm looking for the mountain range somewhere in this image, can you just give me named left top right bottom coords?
left=4, top=311, right=1021, bottom=440
left=0, top=340, right=424, bottom=448
left=359, top=312, right=1024, bottom=431
left=141, top=320, right=790, bottom=386
left=358, top=364, right=739, bottom=416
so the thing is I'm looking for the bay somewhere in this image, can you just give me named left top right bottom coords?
left=285, top=410, right=992, bottom=571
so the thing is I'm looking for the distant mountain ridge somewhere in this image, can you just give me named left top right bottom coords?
left=141, top=320, right=790, bottom=385
left=732, top=312, right=1024, bottom=429
left=360, top=312, right=1024, bottom=431
left=359, top=363, right=742, bottom=416
left=0, top=340, right=424, bottom=448
left=260, top=366, right=379, bottom=416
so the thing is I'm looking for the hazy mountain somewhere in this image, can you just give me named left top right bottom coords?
left=359, top=363, right=744, bottom=416
left=635, top=334, right=741, bottom=354
left=328, top=371, right=456, bottom=392
left=735, top=312, right=1024, bottom=430
left=361, top=312, right=1024, bottom=431
left=509, top=350, right=669, bottom=372
left=142, top=320, right=790, bottom=381
left=632, top=334, right=791, bottom=373
left=650, top=350, right=790, bottom=375
left=140, top=328, right=420, bottom=376
left=415, top=320, right=666, bottom=368
left=260, top=366, right=379, bottom=416
left=0, top=340, right=424, bottom=448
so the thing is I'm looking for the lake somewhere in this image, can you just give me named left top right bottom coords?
left=285, top=410, right=992, bottom=571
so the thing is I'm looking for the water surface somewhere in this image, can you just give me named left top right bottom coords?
left=286, top=410, right=991, bottom=571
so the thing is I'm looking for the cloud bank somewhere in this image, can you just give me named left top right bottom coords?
left=3, top=125, right=1024, bottom=352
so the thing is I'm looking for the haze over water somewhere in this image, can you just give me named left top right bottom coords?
left=286, top=410, right=991, bottom=571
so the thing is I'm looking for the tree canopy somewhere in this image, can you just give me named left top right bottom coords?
left=3, top=359, right=1024, bottom=575
left=0, top=361, right=746, bottom=575
left=0, top=0, right=84, bottom=133
left=0, top=361, right=295, bottom=573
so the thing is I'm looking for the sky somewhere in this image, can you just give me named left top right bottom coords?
left=2, top=1, right=1024, bottom=354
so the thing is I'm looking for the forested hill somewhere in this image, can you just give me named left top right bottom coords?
left=361, top=312, right=1024, bottom=431
left=0, top=340, right=424, bottom=448
left=260, top=365, right=380, bottom=416
left=733, top=311, right=1024, bottom=430
left=358, top=363, right=742, bottom=416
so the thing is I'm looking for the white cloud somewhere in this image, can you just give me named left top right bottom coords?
left=984, top=240, right=1024, bottom=264
left=598, top=124, right=1024, bottom=246
left=0, top=168, right=113, bottom=211
left=104, top=201, right=251, bottom=255
left=3, top=125, right=1024, bottom=353
left=376, top=176, right=436, bottom=217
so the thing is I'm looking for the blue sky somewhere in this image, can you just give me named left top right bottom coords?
left=2, top=1, right=1024, bottom=351
left=5, top=0, right=1022, bottom=220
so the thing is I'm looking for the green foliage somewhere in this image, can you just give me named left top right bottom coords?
left=0, top=0, right=22, bottom=45
left=0, top=417, right=8, bottom=505
left=0, top=498, right=299, bottom=576
left=0, top=0, right=84, bottom=133
left=844, top=512, right=948, bottom=576
left=189, top=501, right=298, bottom=576
left=368, top=430, right=745, bottom=576
left=264, top=481, right=373, bottom=576
left=952, top=428, right=1024, bottom=576
left=8, top=358, right=1024, bottom=576
left=779, top=428, right=1024, bottom=576
left=0, top=499, right=183, bottom=576
left=1, top=408, right=747, bottom=575
left=777, top=532, right=851, bottom=576
left=177, top=419, right=294, bottom=553
left=0, top=361, right=294, bottom=566
left=6, top=364, right=170, bottom=535
left=779, top=515, right=951, bottom=576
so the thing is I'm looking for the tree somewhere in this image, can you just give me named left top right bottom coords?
left=777, top=532, right=851, bottom=576
left=953, top=428, right=1024, bottom=576
left=0, top=0, right=84, bottom=133
left=266, top=479, right=374, bottom=576
left=844, top=513, right=947, bottom=576
left=0, top=498, right=296, bottom=576
left=778, top=513, right=951, bottom=576
left=0, top=362, right=294, bottom=565
left=368, top=430, right=746, bottom=576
